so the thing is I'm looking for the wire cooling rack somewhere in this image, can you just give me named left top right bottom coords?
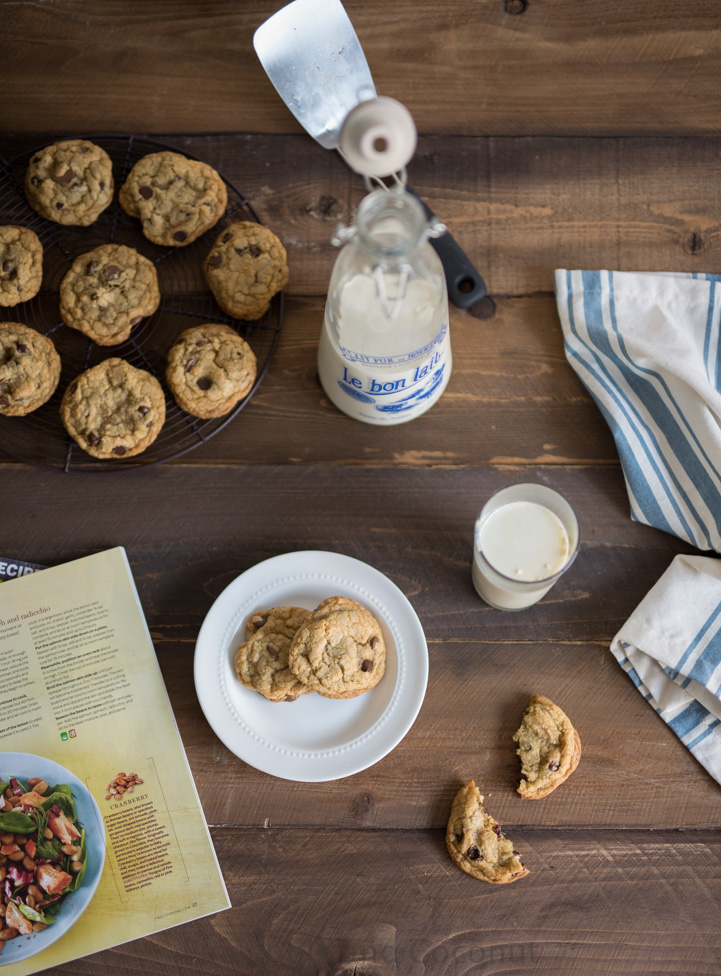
left=0, top=135, right=283, bottom=471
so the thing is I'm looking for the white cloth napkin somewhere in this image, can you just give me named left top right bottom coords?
left=554, top=269, right=721, bottom=551
left=611, top=554, right=721, bottom=785
left=555, top=269, right=721, bottom=782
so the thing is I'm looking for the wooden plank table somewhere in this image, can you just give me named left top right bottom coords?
left=2, top=1, right=721, bottom=973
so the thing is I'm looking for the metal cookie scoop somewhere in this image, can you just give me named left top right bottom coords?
left=254, top=0, right=487, bottom=309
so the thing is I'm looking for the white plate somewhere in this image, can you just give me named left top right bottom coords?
left=0, top=752, right=106, bottom=967
left=194, top=551, right=428, bottom=781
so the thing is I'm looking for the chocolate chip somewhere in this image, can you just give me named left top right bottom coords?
left=0, top=378, right=6, bottom=386
left=55, top=202, right=64, bottom=209
left=184, top=357, right=198, bottom=372
left=90, top=293, right=98, bottom=301
left=86, top=261, right=97, bottom=275
left=138, top=405, right=150, bottom=416
left=129, top=316, right=142, bottom=326
left=222, top=232, right=232, bottom=242
left=16, top=343, right=29, bottom=354
left=249, top=244, right=261, bottom=257
left=113, top=445, right=127, bottom=456
left=267, top=644, right=279, bottom=660
left=195, top=338, right=209, bottom=346
left=284, top=695, right=298, bottom=702
left=208, top=254, right=222, bottom=267
left=0, top=396, right=9, bottom=407
left=99, top=181, right=105, bottom=190
left=465, top=846, right=482, bottom=861
left=102, top=265, right=122, bottom=281
left=88, top=433, right=100, bottom=446
left=79, top=146, right=90, bottom=154
left=32, top=156, right=40, bottom=163
left=455, top=832, right=463, bottom=843
left=139, top=185, right=153, bottom=199
left=360, top=659, right=373, bottom=672
left=252, top=615, right=267, bottom=628
left=548, top=761, right=559, bottom=771
left=369, top=636, right=378, bottom=649
left=54, top=169, right=75, bottom=185
left=173, top=231, right=187, bottom=242
left=30, top=176, right=41, bottom=187
left=2, top=260, right=12, bottom=273
left=494, top=824, right=503, bottom=838
left=196, top=377, right=211, bottom=390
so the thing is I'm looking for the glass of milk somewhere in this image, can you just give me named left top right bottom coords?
left=471, top=484, right=579, bottom=611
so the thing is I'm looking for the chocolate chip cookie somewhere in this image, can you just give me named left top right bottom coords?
left=165, top=323, right=257, bottom=418
left=513, top=694, right=581, bottom=799
left=60, top=358, right=166, bottom=459
left=119, top=151, right=227, bottom=246
left=446, top=781, right=529, bottom=884
left=288, top=598, right=385, bottom=699
left=59, top=244, right=160, bottom=346
left=203, top=222, right=289, bottom=320
left=0, top=323, right=61, bottom=416
left=25, top=139, right=114, bottom=226
left=235, top=606, right=312, bottom=702
left=0, top=226, right=43, bottom=306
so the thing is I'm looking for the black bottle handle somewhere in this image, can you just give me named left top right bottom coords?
left=406, top=185, right=487, bottom=309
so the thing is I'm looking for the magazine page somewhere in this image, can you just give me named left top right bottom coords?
left=0, top=547, right=229, bottom=975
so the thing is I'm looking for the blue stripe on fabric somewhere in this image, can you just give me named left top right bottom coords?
left=689, top=624, right=721, bottom=686
left=675, top=599, right=721, bottom=672
left=686, top=726, right=714, bottom=751
left=703, top=279, right=717, bottom=385
left=668, top=699, right=710, bottom=737
left=624, top=665, right=643, bottom=689
left=573, top=271, right=699, bottom=542
left=604, top=272, right=716, bottom=548
left=563, top=272, right=677, bottom=532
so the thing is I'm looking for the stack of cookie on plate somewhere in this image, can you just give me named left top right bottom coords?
left=1, top=137, right=289, bottom=460
left=235, top=597, right=386, bottom=703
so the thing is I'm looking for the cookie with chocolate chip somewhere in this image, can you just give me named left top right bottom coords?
left=119, top=151, right=227, bottom=246
left=513, top=694, right=581, bottom=799
left=60, top=244, right=160, bottom=346
left=165, top=323, right=257, bottom=418
left=446, top=781, right=529, bottom=884
left=60, top=358, right=165, bottom=459
left=235, top=606, right=312, bottom=702
left=0, top=226, right=43, bottom=306
left=0, top=323, right=61, bottom=416
left=203, top=221, right=288, bottom=320
left=288, top=597, right=386, bottom=699
left=25, top=139, right=114, bottom=226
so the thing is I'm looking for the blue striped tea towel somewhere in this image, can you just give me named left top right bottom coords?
left=554, top=269, right=721, bottom=551
left=611, top=554, right=721, bottom=785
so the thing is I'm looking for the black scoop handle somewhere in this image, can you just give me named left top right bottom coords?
left=406, top=185, right=487, bottom=309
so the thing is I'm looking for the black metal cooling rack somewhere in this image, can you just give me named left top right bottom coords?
left=0, top=135, right=283, bottom=471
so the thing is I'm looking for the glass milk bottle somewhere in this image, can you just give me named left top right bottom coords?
left=318, top=187, right=451, bottom=425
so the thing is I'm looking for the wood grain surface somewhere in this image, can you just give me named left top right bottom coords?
left=4, top=1, right=721, bottom=136
left=1, top=1, right=721, bottom=973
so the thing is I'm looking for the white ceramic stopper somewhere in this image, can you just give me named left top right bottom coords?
left=339, top=97, right=418, bottom=178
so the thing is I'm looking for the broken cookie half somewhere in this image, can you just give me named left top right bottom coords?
left=446, top=780, right=529, bottom=884
left=513, top=694, right=581, bottom=799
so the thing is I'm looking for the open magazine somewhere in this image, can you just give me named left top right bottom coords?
left=0, top=548, right=229, bottom=974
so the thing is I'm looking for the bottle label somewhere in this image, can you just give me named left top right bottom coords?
left=319, top=324, right=451, bottom=423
